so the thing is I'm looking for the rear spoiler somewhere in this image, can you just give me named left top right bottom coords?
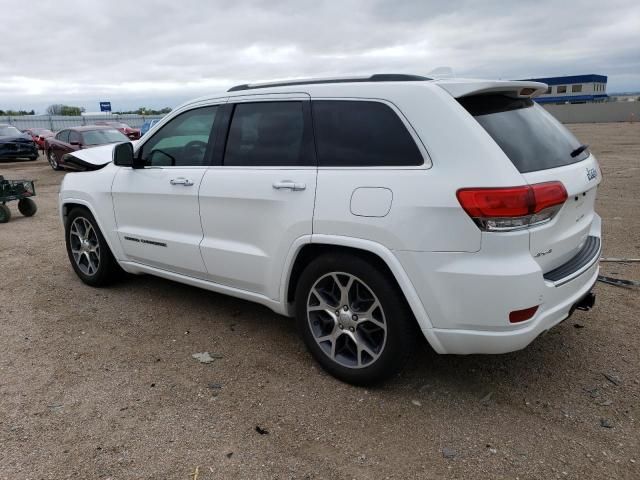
left=436, top=79, right=547, bottom=99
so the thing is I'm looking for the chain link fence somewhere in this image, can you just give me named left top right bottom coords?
left=0, top=114, right=165, bottom=131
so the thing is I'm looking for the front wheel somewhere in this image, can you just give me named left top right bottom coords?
left=295, top=253, right=417, bottom=385
left=65, top=207, right=122, bottom=286
left=47, top=150, right=62, bottom=170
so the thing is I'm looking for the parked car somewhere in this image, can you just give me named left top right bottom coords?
left=23, top=128, right=54, bottom=151
left=0, top=124, right=38, bottom=161
left=93, top=121, right=141, bottom=140
left=45, top=126, right=128, bottom=170
left=140, top=119, right=160, bottom=136
left=58, top=74, right=601, bottom=385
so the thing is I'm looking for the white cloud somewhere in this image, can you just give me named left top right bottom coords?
left=1, top=0, right=639, bottom=112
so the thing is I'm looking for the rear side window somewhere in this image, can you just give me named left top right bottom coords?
left=459, top=95, right=589, bottom=173
left=56, top=130, right=70, bottom=143
left=312, top=100, right=423, bottom=167
left=224, top=102, right=307, bottom=167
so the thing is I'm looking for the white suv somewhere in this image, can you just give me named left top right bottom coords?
left=59, top=74, right=601, bottom=385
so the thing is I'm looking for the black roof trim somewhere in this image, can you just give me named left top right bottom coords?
left=227, top=74, right=431, bottom=92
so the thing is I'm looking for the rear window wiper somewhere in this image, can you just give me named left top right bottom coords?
left=570, top=144, right=589, bottom=158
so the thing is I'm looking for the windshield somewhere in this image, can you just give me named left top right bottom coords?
left=0, top=126, right=24, bottom=137
left=458, top=94, right=589, bottom=173
left=82, top=129, right=129, bottom=145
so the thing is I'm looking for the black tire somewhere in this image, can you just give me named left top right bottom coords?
left=29, top=155, right=38, bottom=161
left=0, top=204, right=11, bottom=223
left=295, top=253, right=417, bottom=385
left=47, top=150, right=62, bottom=170
left=18, top=198, right=37, bottom=217
left=65, top=207, right=122, bottom=286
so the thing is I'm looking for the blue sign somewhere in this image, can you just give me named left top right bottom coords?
left=99, top=101, right=112, bottom=112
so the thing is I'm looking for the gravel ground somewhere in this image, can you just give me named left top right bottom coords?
left=0, top=123, right=638, bottom=480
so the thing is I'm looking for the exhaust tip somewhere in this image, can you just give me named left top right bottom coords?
left=575, top=292, right=596, bottom=312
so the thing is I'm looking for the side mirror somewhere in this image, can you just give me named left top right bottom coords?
left=70, top=141, right=81, bottom=147
left=113, top=142, right=144, bottom=168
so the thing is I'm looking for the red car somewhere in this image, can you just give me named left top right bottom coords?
left=23, top=128, right=54, bottom=151
left=93, top=120, right=141, bottom=140
left=44, top=126, right=128, bottom=170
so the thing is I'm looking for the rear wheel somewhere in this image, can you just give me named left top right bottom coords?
left=28, top=155, right=38, bottom=161
left=18, top=198, right=37, bottom=217
left=47, top=150, right=61, bottom=170
left=65, top=207, right=122, bottom=286
left=295, top=253, right=416, bottom=385
left=0, top=204, right=11, bottom=223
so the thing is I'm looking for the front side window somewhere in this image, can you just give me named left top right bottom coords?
left=223, top=102, right=306, bottom=167
left=140, top=106, right=218, bottom=167
left=557, top=86, right=567, bottom=93
left=312, top=100, right=423, bottom=167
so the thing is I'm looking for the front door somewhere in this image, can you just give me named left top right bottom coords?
left=111, top=103, right=223, bottom=278
left=198, top=95, right=317, bottom=300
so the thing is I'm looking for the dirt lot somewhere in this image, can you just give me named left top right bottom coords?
left=1, top=123, right=639, bottom=480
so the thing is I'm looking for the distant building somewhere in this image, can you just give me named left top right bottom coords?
left=520, top=74, right=608, bottom=104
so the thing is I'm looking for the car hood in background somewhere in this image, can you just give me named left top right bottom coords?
left=0, top=135, right=34, bottom=143
left=63, top=141, right=139, bottom=171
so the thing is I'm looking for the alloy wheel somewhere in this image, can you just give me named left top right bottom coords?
left=48, top=151, right=58, bottom=169
left=307, top=272, right=387, bottom=369
left=69, top=217, right=101, bottom=276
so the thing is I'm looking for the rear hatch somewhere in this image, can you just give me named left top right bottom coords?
left=455, top=89, right=601, bottom=274
left=0, top=136, right=35, bottom=152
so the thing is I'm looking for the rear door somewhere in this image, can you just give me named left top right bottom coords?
left=459, top=94, right=601, bottom=272
left=198, top=94, right=317, bottom=299
left=111, top=103, right=223, bottom=278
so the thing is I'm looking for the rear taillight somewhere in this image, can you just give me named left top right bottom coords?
left=457, top=181, right=567, bottom=232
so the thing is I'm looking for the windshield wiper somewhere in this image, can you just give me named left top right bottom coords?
left=570, top=144, right=589, bottom=158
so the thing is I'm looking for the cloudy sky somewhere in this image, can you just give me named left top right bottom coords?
left=1, top=0, right=639, bottom=112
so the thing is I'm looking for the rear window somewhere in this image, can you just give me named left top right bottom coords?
left=56, top=130, right=70, bottom=143
left=0, top=126, right=22, bottom=136
left=312, top=100, right=423, bottom=167
left=458, top=94, right=589, bottom=173
left=82, top=129, right=128, bottom=145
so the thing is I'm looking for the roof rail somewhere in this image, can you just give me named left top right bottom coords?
left=227, top=74, right=431, bottom=92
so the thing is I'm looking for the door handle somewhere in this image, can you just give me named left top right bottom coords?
left=272, top=181, right=306, bottom=191
left=170, top=177, right=194, bottom=186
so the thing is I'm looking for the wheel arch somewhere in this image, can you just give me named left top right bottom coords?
left=60, top=198, right=124, bottom=263
left=282, top=235, right=445, bottom=353
left=61, top=200, right=97, bottom=225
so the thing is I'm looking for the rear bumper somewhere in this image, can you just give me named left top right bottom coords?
left=429, top=261, right=598, bottom=354
left=395, top=215, right=602, bottom=354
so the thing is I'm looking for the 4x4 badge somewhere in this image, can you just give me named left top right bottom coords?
left=586, top=167, right=598, bottom=181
